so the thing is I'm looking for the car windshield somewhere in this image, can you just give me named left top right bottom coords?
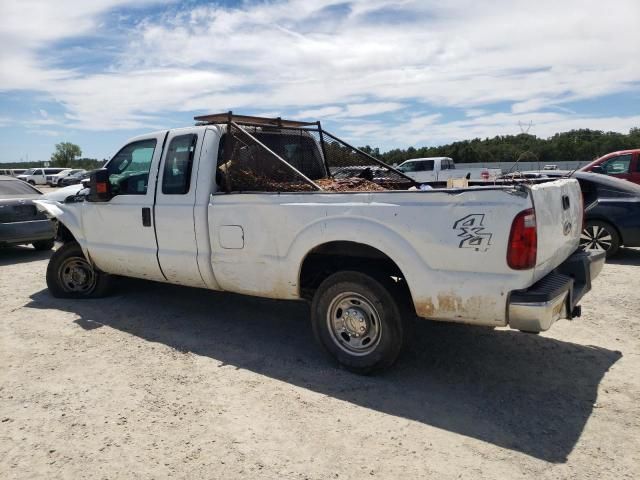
left=23, top=168, right=36, bottom=175
left=0, top=179, right=41, bottom=195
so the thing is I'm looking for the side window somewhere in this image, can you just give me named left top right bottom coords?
left=419, top=160, right=434, bottom=171
left=602, top=154, right=632, bottom=174
left=162, top=134, right=197, bottom=194
left=106, top=139, right=157, bottom=195
left=399, top=162, right=416, bottom=172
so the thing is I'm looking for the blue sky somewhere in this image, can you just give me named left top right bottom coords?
left=1, top=0, right=639, bottom=163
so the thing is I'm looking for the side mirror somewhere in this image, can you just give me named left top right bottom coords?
left=590, top=165, right=604, bottom=174
left=88, top=168, right=112, bottom=202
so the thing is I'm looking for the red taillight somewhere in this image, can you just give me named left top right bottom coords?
left=507, top=208, right=537, bottom=269
left=96, top=181, right=108, bottom=194
left=481, top=169, right=489, bottom=180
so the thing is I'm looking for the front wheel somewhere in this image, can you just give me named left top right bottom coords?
left=46, top=242, right=112, bottom=298
left=580, top=220, right=620, bottom=258
left=311, top=271, right=406, bottom=374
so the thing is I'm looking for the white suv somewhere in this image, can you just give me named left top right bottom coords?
left=18, top=168, right=69, bottom=185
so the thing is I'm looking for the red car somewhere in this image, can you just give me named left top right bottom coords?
left=580, top=149, right=640, bottom=184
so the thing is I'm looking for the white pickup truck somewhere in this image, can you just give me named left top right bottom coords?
left=396, top=157, right=502, bottom=183
left=38, top=113, right=604, bottom=373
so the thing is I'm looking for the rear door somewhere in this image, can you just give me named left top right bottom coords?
left=528, top=179, right=583, bottom=281
left=153, top=129, right=205, bottom=287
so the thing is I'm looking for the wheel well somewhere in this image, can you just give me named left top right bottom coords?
left=299, top=241, right=414, bottom=308
left=56, top=222, right=78, bottom=243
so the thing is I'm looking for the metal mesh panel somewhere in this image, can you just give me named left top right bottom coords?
left=304, top=129, right=413, bottom=190
left=218, top=123, right=320, bottom=192
left=216, top=120, right=414, bottom=192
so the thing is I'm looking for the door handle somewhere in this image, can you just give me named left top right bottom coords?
left=142, top=207, right=152, bottom=227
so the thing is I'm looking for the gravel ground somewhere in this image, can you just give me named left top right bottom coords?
left=1, top=245, right=638, bottom=479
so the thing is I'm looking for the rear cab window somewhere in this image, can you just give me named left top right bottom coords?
left=162, top=134, right=197, bottom=194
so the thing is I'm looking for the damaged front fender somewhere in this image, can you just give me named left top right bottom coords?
left=34, top=199, right=87, bottom=252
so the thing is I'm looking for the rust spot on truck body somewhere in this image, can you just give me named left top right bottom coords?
left=415, top=293, right=501, bottom=325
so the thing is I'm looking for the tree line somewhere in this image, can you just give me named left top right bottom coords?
left=3, top=142, right=105, bottom=170
left=360, top=128, right=640, bottom=165
left=3, top=127, right=640, bottom=171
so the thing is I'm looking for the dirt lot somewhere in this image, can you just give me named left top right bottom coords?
left=1, top=246, right=638, bottom=479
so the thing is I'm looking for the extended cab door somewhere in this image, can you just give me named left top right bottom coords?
left=153, top=129, right=206, bottom=287
left=82, top=133, right=167, bottom=281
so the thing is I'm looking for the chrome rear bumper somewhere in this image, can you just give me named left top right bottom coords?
left=508, top=250, right=605, bottom=332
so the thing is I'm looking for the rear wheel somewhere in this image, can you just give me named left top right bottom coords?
left=580, top=220, right=620, bottom=258
left=32, top=239, right=54, bottom=251
left=311, top=271, right=405, bottom=374
left=46, top=242, right=112, bottom=298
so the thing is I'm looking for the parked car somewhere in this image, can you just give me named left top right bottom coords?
left=574, top=172, right=640, bottom=257
left=0, top=168, right=27, bottom=177
left=580, top=149, right=640, bottom=185
left=0, top=175, right=56, bottom=250
left=17, top=168, right=69, bottom=186
left=47, top=169, right=85, bottom=186
left=36, top=113, right=603, bottom=373
left=543, top=165, right=559, bottom=170
left=58, top=170, right=91, bottom=187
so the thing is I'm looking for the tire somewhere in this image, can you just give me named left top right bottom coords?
left=580, top=220, right=620, bottom=258
left=32, top=239, right=55, bottom=251
left=28, top=180, right=36, bottom=186
left=311, top=271, right=406, bottom=374
left=46, top=242, right=112, bottom=298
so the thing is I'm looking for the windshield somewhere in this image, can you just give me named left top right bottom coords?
left=23, top=168, right=36, bottom=175
left=0, top=179, right=41, bottom=195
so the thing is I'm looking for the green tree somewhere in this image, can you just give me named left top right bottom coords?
left=51, top=142, right=82, bottom=167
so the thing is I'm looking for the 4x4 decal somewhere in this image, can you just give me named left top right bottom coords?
left=453, top=214, right=493, bottom=251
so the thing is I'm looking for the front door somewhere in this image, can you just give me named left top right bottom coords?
left=630, top=152, right=640, bottom=184
left=82, top=134, right=167, bottom=281
left=600, top=153, right=634, bottom=182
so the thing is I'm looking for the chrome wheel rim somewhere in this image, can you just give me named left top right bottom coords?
left=326, top=292, right=382, bottom=356
left=580, top=224, right=613, bottom=252
left=59, top=256, right=96, bottom=294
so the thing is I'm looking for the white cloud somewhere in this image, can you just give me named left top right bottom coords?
left=0, top=0, right=639, bottom=147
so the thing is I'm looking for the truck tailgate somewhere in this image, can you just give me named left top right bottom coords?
left=528, top=179, right=583, bottom=281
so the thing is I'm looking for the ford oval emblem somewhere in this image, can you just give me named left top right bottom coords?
left=563, top=221, right=572, bottom=236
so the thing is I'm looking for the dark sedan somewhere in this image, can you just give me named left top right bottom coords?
left=0, top=175, right=56, bottom=250
left=58, top=170, right=91, bottom=187
left=574, top=172, right=640, bottom=257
